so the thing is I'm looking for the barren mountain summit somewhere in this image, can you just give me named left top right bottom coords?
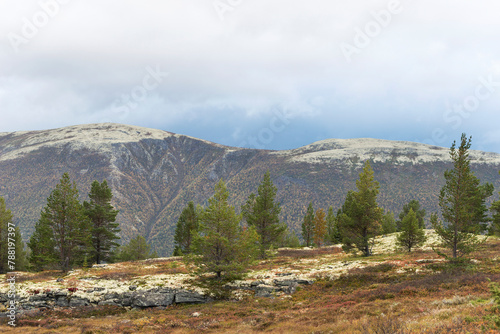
left=276, top=138, right=500, bottom=165
left=0, top=123, right=228, bottom=162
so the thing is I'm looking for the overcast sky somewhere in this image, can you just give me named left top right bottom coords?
left=1, top=0, right=500, bottom=153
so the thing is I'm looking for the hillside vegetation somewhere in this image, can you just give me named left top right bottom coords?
left=1, top=232, right=500, bottom=333
left=1, top=124, right=500, bottom=256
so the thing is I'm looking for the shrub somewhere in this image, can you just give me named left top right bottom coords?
left=360, top=315, right=409, bottom=334
left=489, top=280, right=500, bottom=328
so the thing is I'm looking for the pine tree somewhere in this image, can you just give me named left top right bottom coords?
left=432, top=134, right=494, bottom=259
left=338, top=161, right=383, bottom=256
left=241, top=171, right=285, bottom=258
left=313, top=208, right=327, bottom=247
left=326, top=207, right=342, bottom=244
left=491, top=171, right=500, bottom=236
left=301, top=202, right=315, bottom=247
left=0, top=197, right=12, bottom=274
left=396, top=209, right=426, bottom=252
left=173, top=201, right=200, bottom=256
left=28, top=214, right=57, bottom=271
left=83, top=180, right=120, bottom=264
left=280, top=230, right=301, bottom=248
left=28, top=173, right=91, bottom=272
left=397, top=200, right=426, bottom=230
left=381, top=211, right=397, bottom=235
left=191, top=179, right=259, bottom=282
left=430, top=212, right=438, bottom=230
left=117, top=235, right=156, bottom=261
left=0, top=197, right=27, bottom=273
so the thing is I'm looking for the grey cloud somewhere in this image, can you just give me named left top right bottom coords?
left=0, top=0, right=499, bottom=152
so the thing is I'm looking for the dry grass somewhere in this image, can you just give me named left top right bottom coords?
left=14, top=270, right=63, bottom=283
left=2, top=237, right=500, bottom=333
left=277, top=245, right=344, bottom=258
left=68, top=259, right=190, bottom=283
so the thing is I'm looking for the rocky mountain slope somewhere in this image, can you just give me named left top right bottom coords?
left=0, top=123, right=499, bottom=256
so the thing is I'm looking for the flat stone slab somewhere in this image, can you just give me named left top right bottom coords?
left=132, top=292, right=175, bottom=308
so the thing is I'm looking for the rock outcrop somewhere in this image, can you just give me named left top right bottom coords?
left=2, top=287, right=209, bottom=313
left=0, top=277, right=314, bottom=313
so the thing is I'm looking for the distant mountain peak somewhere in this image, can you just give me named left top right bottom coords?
left=1, top=123, right=499, bottom=256
left=275, top=137, right=500, bottom=165
left=0, top=123, right=228, bottom=162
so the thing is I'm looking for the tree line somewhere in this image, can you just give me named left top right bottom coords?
left=1, top=133, right=499, bottom=279
left=172, top=134, right=500, bottom=293
left=297, top=134, right=499, bottom=258
left=0, top=173, right=159, bottom=274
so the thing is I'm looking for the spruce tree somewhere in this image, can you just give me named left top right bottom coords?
left=338, top=161, right=383, bottom=256
left=241, top=171, right=285, bottom=258
left=28, top=173, right=91, bottom=272
left=313, top=208, right=327, bottom=247
left=173, top=201, right=200, bottom=256
left=397, top=200, right=426, bottom=230
left=396, top=208, right=426, bottom=252
left=191, top=179, right=259, bottom=282
left=432, top=134, right=494, bottom=259
left=301, top=202, right=315, bottom=247
left=83, top=180, right=120, bottom=264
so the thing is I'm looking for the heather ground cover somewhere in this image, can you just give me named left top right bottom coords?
left=1, top=232, right=500, bottom=333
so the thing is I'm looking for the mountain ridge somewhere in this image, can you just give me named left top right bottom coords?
left=3, top=123, right=500, bottom=162
left=1, top=123, right=499, bottom=256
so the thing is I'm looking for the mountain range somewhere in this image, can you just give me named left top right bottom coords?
left=1, top=123, right=499, bottom=256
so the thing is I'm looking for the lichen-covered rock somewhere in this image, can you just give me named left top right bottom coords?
left=24, top=302, right=50, bottom=309
left=274, top=279, right=313, bottom=287
left=283, top=282, right=299, bottom=294
left=29, top=294, right=49, bottom=302
left=254, top=285, right=280, bottom=298
left=69, top=297, right=90, bottom=307
left=131, top=292, right=175, bottom=308
left=250, top=280, right=265, bottom=287
left=98, top=300, right=121, bottom=306
left=54, top=290, right=68, bottom=297
left=174, top=290, right=208, bottom=304
left=55, top=297, right=70, bottom=307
